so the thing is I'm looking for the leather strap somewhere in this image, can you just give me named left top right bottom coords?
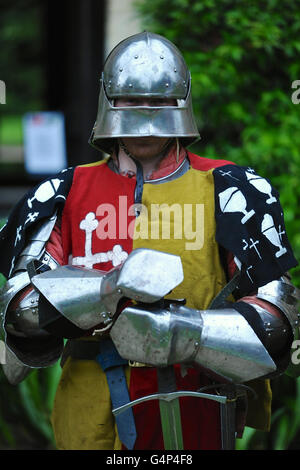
left=61, top=338, right=137, bottom=450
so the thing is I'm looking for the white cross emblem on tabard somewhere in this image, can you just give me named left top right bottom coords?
left=72, top=212, right=128, bottom=269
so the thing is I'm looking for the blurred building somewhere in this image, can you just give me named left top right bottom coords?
left=0, top=0, right=142, bottom=217
left=105, top=0, right=142, bottom=57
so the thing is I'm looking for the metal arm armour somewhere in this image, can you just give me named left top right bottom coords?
left=0, top=215, right=63, bottom=384
left=0, top=242, right=184, bottom=383
left=110, top=276, right=300, bottom=383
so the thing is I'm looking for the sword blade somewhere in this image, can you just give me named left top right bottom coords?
left=157, top=366, right=184, bottom=450
left=220, top=385, right=237, bottom=450
left=159, top=396, right=184, bottom=450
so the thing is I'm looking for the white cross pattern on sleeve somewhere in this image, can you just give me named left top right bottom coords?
left=242, top=237, right=262, bottom=260
left=14, top=225, right=22, bottom=247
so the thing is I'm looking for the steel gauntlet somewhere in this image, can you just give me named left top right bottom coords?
left=110, top=276, right=300, bottom=383
left=0, top=215, right=63, bottom=383
left=30, top=248, right=183, bottom=337
left=0, top=247, right=183, bottom=385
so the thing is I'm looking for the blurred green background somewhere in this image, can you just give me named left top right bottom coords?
left=0, top=0, right=300, bottom=450
left=135, top=0, right=300, bottom=449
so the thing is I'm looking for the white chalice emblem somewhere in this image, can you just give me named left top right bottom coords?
left=27, top=179, right=64, bottom=208
left=261, top=214, right=287, bottom=258
left=245, top=172, right=277, bottom=204
left=219, top=187, right=255, bottom=224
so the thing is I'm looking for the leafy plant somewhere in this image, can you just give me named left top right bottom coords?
left=135, top=0, right=300, bottom=288
left=135, top=0, right=300, bottom=450
left=0, top=366, right=61, bottom=449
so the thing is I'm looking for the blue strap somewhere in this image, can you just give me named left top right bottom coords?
left=95, top=338, right=137, bottom=450
left=96, top=337, right=128, bottom=370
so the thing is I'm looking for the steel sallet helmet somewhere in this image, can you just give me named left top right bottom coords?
left=89, top=31, right=200, bottom=154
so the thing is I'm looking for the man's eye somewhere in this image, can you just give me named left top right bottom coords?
left=125, top=100, right=140, bottom=106
left=114, top=99, right=176, bottom=107
left=154, top=100, right=176, bottom=106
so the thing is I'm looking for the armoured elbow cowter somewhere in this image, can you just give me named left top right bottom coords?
left=256, top=276, right=300, bottom=339
left=0, top=215, right=63, bottom=383
left=0, top=247, right=183, bottom=385
left=30, top=248, right=184, bottom=334
left=110, top=302, right=285, bottom=383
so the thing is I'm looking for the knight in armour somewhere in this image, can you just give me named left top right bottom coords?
left=0, top=32, right=299, bottom=450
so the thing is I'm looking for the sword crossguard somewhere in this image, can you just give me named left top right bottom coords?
left=112, top=390, right=227, bottom=417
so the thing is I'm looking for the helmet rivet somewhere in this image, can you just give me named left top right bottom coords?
left=92, top=32, right=200, bottom=153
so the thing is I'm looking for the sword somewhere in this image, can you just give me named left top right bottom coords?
left=156, top=366, right=184, bottom=450
left=112, top=378, right=228, bottom=450
left=112, top=273, right=248, bottom=450
left=219, top=384, right=237, bottom=450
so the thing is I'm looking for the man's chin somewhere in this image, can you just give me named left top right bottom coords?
left=121, top=137, right=172, bottom=160
left=127, top=147, right=165, bottom=160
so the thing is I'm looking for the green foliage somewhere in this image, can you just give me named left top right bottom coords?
left=135, top=0, right=300, bottom=450
left=0, top=366, right=61, bottom=449
left=0, top=220, right=7, bottom=287
left=0, top=115, right=23, bottom=145
left=0, top=0, right=46, bottom=115
left=237, top=376, right=300, bottom=450
left=135, top=0, right=300, bottom=288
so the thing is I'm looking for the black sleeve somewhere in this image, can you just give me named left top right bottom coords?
left=213, top=164, right=298, bottom=294
left=0, top=167, right=75, bottom=280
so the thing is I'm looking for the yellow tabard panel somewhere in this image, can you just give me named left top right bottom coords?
left=132, top=166, right=271, bottom=432
left=132, top=167, right=227, bottom=309
left=51, top=165, right=271, bottom=450
left=51, top=356, right=130, bottom=450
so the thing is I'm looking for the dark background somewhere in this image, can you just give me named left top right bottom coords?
left=0, top=0, right=106, bottom=217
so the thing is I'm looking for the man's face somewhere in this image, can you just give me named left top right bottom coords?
left=115, top=98, right=176, bottom=160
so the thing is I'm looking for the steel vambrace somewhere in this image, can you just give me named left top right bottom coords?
left=30, top=248, right=183, bottom=336
left=110, top=298, right=294, bottom=383
left=0, top=247, right=183, bottom=382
